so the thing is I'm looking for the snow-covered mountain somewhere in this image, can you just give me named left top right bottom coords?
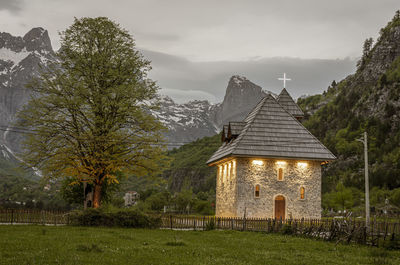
left=0, top=27, right=56, bottom=160
left=0, top=28, right=273, bottom=159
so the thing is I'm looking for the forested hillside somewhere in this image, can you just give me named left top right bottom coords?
left=298, top=11, right=400, bottom=193
left=164, top=134, right=220, bottom=193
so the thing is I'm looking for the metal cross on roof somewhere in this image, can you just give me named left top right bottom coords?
left=278, top=73, right=291, bottom=88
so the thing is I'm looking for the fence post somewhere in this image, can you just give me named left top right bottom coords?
left=11, top=209, right=14, bottom=225
left=169, top=215, right=173, bottom=230
left=193, top=218, right=196, bottom=231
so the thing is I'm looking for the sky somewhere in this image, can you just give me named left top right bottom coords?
left=1, top=0, right=399, bottom=102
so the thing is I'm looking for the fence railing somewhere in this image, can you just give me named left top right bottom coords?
left=1, top=209, right=399, bottom=247
left=160, top=215, right=400, bottom=247
left=0, top=209, right=69, bottom=225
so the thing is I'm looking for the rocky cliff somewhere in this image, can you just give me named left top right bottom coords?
left=218, top=75, right=271, bottom=126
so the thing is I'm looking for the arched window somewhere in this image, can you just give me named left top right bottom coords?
left=300, top=187, right=305, bottom=200
left=228, top=162, right=232, bottom=180
left=223, top=164, right=227, bottom=181
left=277, top=168, right=284, bottom=181
left=255, top=185, right=260, bottom=197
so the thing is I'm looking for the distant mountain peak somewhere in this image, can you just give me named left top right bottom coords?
left=23, top=27, right=52, bottom=52
left=230, top=75, right=249, bottom=86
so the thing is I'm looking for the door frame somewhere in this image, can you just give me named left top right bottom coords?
left=273, top=194, right=286, bottom=220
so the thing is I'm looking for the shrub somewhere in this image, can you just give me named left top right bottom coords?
left=280, top=224, right=294, bottom=235
left=205, top=218, right=215, bottom=231
left=382, top=234, right=400, bottom=250
left=68, top=208, right=161, bottom=228
left=193, top=200, right=214, bottom=215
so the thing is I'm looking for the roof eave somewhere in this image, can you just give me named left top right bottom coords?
left=207, top=153, right=336, bottom=166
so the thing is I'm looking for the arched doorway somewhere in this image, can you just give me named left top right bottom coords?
left=274, top=195, right=285, bottom=220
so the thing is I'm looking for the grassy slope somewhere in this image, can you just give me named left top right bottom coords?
left=0, top=226, right=399, bottom=264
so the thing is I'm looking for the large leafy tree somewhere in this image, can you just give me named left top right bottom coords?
left=19, top=17, right=166, bottom=208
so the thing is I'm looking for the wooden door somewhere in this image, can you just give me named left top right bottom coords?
left=275, top=195, right=285, bottom=220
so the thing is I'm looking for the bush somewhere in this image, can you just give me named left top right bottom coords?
left=382, top=234, right=400, bottom=250
left=68, top=208, right=161, bottom=228
left=193, top=200, right=214, bottom=215
left=205, top=218, right=215, bottom=231
left=280, top=224, right=294, bottom=235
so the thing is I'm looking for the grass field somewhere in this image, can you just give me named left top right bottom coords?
left=0, top=226, right=399, bottom=265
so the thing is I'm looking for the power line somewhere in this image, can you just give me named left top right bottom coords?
left=0, top=125, right=335, bottom=148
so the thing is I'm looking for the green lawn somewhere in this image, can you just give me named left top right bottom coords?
left=0, top=226, right=399, bottom=265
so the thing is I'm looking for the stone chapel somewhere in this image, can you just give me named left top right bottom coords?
left=207, top=88, right=336, bottom=219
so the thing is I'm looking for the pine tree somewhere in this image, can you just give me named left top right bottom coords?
left=18, top=17, right=167, bottom=208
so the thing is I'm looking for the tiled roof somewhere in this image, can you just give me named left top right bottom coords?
left=277, top=88, right=304, bottom=118
left=207, top=93, right=336, bottom=165
left=229, top=122, right=246, bottom=136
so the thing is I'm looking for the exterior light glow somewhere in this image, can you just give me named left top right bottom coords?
left=297, top=162, right=308, bottom=168
left=276, top=161, right=287, bottom=166
left=252, top=160, right=264, bottom=166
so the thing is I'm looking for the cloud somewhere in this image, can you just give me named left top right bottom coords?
left=142, top=49, right=357, bottom=103
left=2, top=0, right=399, bottom=59
left=160, top=88, right=217, bottom=104
left=0, top=0, right=23, bottom=13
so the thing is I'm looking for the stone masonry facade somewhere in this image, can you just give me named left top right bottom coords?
left=216, top=157, right=322, bottom=219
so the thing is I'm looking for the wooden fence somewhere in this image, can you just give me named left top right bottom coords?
left=160, top=215, right=400, bottom=247
left=1, top=209, right=399, bottom=247
left=0, top=209, right=69, bottom=225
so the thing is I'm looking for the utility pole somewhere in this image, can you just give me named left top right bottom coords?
left=357, top=131, right=370, bottom=229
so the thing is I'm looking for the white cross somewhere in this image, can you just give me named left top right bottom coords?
left=278, top=73, right=291, bottom=88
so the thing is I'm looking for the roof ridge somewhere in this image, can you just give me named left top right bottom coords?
left=277, top=88, right=304, bottom=117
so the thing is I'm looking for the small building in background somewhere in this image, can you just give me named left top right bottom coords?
left=124, top=191, right=140, bottom=207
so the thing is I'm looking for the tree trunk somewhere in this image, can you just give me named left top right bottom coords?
left=93, top=183, right=102, bottom=208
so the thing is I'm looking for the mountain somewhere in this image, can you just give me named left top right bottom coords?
left=0, top=28, right=274, bottom=171
left=151, top=75, right=273, bottom=147
left=297, top=11, right=400, bottom=191
left=0, top=27, right=56, bottom=157
left=218, top=75, right=270, bottom=126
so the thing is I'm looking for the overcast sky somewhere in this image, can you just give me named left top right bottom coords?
left=1, top=0, right=399, bottom=102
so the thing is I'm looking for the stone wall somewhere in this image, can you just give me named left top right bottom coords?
left=216, top=157, right=322, bottom=219
left=215, top=159, right=238, bottom=217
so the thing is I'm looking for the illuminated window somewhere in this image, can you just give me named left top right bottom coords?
left=255, top=185, right=260, bottom=197
left=228, top=163, right=232, bottom=179
left=277, top=168, right=284, bottom=181
left=252, top=160, right=263, bottom=166
left=300, top=187, right=305, bottom=199
left=297, top=162, right=308, bottom=168
left=222, top=164, right=228, bottom=181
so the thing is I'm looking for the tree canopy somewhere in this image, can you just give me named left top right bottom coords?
left=19, top=17, right=166, bottom=208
